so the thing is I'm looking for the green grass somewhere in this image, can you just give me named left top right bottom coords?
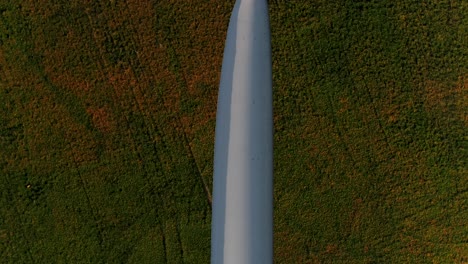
left=1, top=0, right=467, bottom=263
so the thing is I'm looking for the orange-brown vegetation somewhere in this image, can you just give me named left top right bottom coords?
left=86, top=105, right=115, bottom=134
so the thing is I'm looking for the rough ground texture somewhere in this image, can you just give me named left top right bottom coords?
left=0, top=0, right=466, bottom=263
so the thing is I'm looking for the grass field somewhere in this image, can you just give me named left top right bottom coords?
left=0, top=0, right=467, bottom=263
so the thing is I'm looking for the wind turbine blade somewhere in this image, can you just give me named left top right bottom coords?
left=211, top=0, right=273, bottom=263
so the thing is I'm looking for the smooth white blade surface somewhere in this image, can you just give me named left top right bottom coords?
left=211, top=0, right=273, bottom=263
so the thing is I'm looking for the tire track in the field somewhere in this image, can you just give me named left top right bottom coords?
left=82, top=5, right=171, bottom=261
left=281, top=1, right=362, bottom=172
left=173, top=219, right=186, bottom=263
left=274, top=1, right=394, bottom=246
left=86, top=2, right=210, bottom=261
left=102, top=0, right=180, bottom=210
left=29, top=2, right=119, bottom=256
left=83, top=3, right=183, bottom=262
left=114, top=4, right=194, bottom=261
left=119, top=110, right=171, bottom=261
left=158, top=218, right=169, bottom=264
left=325, top=92, right=358, bottom=166
left=149, top=1, right=213, bottom=209
left=364, top=85, right=393, bottom=152
left=154, top=25, right=213, bottom=205
left=69, top=148, right=105, bottom=247
left=117, top=3, right=215, bottom=261
left=118, top=0, right=212, bottom=211
left=43, top=4, right=113, bottom=255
